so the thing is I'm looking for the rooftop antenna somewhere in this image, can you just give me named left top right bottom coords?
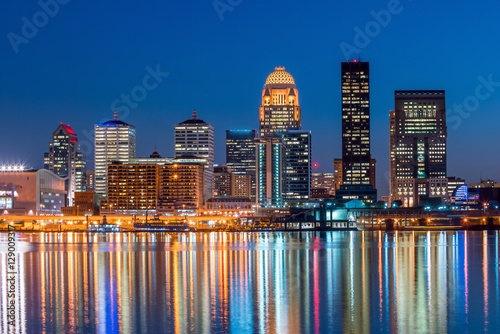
left=192, top=109, right=197, bottom=119
left=113, top=110, right=118, bottom=120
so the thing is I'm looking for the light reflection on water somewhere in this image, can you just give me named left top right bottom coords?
left=0, top=231, right=499, bottom=333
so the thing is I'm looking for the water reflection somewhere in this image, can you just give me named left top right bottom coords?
left=0, top=231, right=499, bottom=333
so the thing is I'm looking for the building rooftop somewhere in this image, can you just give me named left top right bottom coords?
left=178, top=109, right=208, bottom=124
left=264, top=67, right=296, bottom=88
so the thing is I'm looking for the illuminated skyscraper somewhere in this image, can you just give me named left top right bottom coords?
left=283, top=130, right=311, bottom=202
left=259, top=67, right=301, bottom=137
left=94, top=111, right=136, bottom=196
left=44, top=123, right=86, bottom=205
left=226, top=129, right=256, bottom=200
left=337, top=60, right=376, bottom=203
left=256, top=136, right=284, bottom=207
left=390, top=90, right=447, bottom=206
left=175, top=110, right=214, bottom=201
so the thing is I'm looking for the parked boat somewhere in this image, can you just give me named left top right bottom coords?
left=133, top=216, right=195, bottom=232
left=88, top=216, right=122, bottom=232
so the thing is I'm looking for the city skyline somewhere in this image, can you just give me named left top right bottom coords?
left=2, top=0, right=500, bottom=198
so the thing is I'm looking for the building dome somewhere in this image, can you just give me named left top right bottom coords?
left=265, top=67, right=296, bottom=87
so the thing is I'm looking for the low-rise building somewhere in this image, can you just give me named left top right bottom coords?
left=0, top=168, right=66, bottom=214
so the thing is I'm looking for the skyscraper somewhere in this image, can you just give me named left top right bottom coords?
left=94, top=111, right=136, bottom=196
left=337, top=60, right=376, bottom=203
left=226, top=129, right=256, bottom=199
left=256, top=136, right=284, bottom=207
left=283, top=130, right=311, bottom=202
left=174, top=110, right=214, bottom=201
left=259, top=67, right=301, bottom=137
left=44, top=123, right=86, bottom=206
left=390, top=90, right=447, bottom=206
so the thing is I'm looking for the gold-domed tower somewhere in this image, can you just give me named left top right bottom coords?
left=259, top=67, right=301, bottom=137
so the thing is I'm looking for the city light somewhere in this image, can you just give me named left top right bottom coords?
left=0, top=164, right=25, bottom=171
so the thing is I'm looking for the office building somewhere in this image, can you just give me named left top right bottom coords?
left=175, top=110, right=214, bottom=201
left=83, top=170, right=94, bottom=190
left=226, top=129, right=256, bottom=200
left=333, top=159, right=343, bottom=191
left=390, top=90, right=447, bottom=205
left=341, top=60, right=372, bottom=186
left=44, top=123, right=85, bottom=206
left=232, top=174, right=252, bottom=198
left=311, top=173, right=335, bottom=196
left=102, top=163, right=158, bottom=213
left=394, top=177, right=448, bottom=207
left=283, top=130, right=311, bottom=202
left=259, top=67, right=301, bottom=137
left=213, top=165, right=232, bottom=197
left=94, top=111, right=136, bottom=196
left=337, top=60, right=376, bottom=203
left=102, top=159, right=205, bottom=214
left=157, top=160, right=205, bottom=213
left=334, top=157, right=376, bottom=192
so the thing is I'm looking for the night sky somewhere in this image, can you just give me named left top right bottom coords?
left=1, top=0, right=499, bottom=197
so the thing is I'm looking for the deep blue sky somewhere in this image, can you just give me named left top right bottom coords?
left=1, top=0, right=499, bottom=196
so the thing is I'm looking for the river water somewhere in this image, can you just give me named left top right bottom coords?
left=0, top=231, right=499, bottom=333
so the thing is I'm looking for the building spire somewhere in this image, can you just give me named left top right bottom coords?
left=192, top=109, right=197, bottom=119
left=113, top=110, right=118, bottom=120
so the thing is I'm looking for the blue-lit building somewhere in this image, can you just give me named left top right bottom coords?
left=256, top=136, right=284, bottom=207
left=94, top=111, right=136, bottom=196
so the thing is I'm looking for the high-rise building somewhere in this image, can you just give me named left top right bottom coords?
left=94, top=111, right=136, bottom=196
left=213, top=165, right=232, bottom=197
left=103, top=163, right=158, bottom=213
left=283, top=130, right=311, bottom=202
left=390, top=91, right=447, bottom=205
left=226, top=129, right=256, bottom=200
left=157, top=160, right=205, bottom=213
left=256, top=136, right=284, bottom=207
left=341, top=60, right=371, bottom=186
left=102, top=159, right=205, bottom=214
left=337, top=60, right=376, bottom=203
left=175, top=110, right=214, bottom=201
left=44, top=123, right=86, bottom=206
left=259, top=67, right=301, bottom=137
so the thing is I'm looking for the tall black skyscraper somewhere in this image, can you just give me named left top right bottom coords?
left=337, top=60, right=376, bottom=202
left=226, top=129, right=256, bottom=200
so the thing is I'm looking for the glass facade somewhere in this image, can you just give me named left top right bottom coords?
left=44, top=124, right=86, bottom=206
left=94, top=115, right=136, bottom=196
left=226, top=129, right=256, bottom=200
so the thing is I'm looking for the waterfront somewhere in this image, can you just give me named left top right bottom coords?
left=0, top=231, right=499, bottom=333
